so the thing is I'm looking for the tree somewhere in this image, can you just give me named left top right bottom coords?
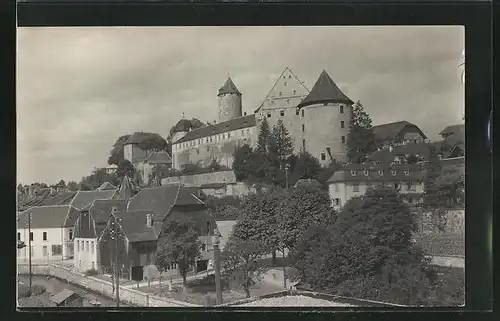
left=208, top=159, right=222, bottom=171
left=155, top=213, right=201, bottom=285
left=316, top=159, right=344, bottom=185
left=233, top=144, right=255, bottom=182
left=268, top=120, right=294, bottom=169
left=346, top=101, right=376, bottom=164
left=116, top=160, right=135, bottom=179
left=256, top=117, right=271, bottom=153
left=423, top=147, right=447, bottom=231
left=205, top=195, right=243, bottom=221
left=79, top=168, right=119, bottom=191
left=289, top=151, right=322, bottom=186
left=221, top=235, right=269, bottom=298
left=291, top=186, right=436, bottom=305
left=67, top=181, right=79, bottom=191
left=108, top=135, right=131, bottom=166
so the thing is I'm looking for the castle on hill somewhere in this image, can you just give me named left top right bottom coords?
left=168, top=67, right=355, bottom=171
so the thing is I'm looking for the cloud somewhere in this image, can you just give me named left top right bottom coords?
left=17, top=26, right=464, bottom=184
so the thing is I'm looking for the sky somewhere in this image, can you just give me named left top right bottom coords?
left=17, top=26, right=464, bottom=185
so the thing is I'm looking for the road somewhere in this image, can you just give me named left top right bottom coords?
left=18, top=275, right=129, bottom=307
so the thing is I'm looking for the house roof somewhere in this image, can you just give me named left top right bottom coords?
left=96, top=182, right=117, bottom=191
left=218, top=77, right=242, bottom=96
left=118, top=175, right=133, bottom=200
left=19, top=190, right=77, bottom=212
left=366, top=142, right=441, bottom=167
left=70, top=190, right=117, bottom=210
left=297, top=70, right=353, bottom=108
left=145, top=150, right=172, bottom=164
left=50, top=289, right=79, bottom=304
left=172, top=119, right=192, bottom=133
left=293, top=179, right=322, bottom=189
left=114, top=210, right=159, bottom=242
left=372, top=121, right=428, bottom=142
left=17, top=205, right=80, bottom=229
left=173, top=114, right=256, bottom=144
left=86, top=199, right=128, bottom=224
left=439, top=124, right=465, bottom=136
left=327, top=164, right=425, bottom=184
left=127, top=185, right=205, bottom=221
left=124, top=132, right=164, bottom=145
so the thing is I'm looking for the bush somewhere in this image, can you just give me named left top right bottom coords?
left=84, top=268, right=98, bottom=276
left=18, top=284, right=46, bottom=298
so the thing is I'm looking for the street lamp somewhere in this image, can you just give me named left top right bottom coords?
left=22, top=212, right=33, bottom=293
left=212, top=228, right=223, bottom=305
left=109, top=207, right=122, bottom=308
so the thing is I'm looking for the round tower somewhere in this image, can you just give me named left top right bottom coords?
left=218, top=77, right=242, bottom=123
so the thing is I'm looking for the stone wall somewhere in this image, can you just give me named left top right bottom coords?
left=17, top=263, right=200, bottom=307
left=161, top=170, right=237, bottom=187
left=417, top=208, right=465, bottom=234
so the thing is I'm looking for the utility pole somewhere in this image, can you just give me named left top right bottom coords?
left=213, top=229, right=223, bottom=305
left=283, top=163, right=290, bottom=290
left=28, top=212, right=32, bottom=292
left=111, top=207, right=120, bottom=308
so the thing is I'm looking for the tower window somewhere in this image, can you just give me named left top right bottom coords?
left=267, top=113, right=271, bottom=118
left=296, top=109, right=299, bottom=116
left=293, top=90, right=296, bottom=94
left=321, top=153, right=326, bottom=160
left=341, top=121, right=345, bottom=128
left=228, top=132, right=231, bottom=138
left=341, top=136, right=346, bottom=143
left=43, top=232, right=47, bottom=241
left=302, top=139, right=306, bottom=149
left=340, top=106, right=344, bottom=114
left=280, top=110, right=284, bottom=117
left=302, top=124, right=305, bottom=132
left=301, top=110, right=304, bottom=117
left=279, top=92, right=282, bottom=96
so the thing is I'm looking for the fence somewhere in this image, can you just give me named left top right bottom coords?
left=17, top=263, right=200, bottom=307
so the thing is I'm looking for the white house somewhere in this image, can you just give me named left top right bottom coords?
left=17, top=205, right=79, bottom=262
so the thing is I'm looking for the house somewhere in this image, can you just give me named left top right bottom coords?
left=439, top=124, right=465, bottom=140
left=17, top=205, right=79, bottom=261
left=69, top=189, right=118, bottom=211
left=365, top=142, right=442, bottom=167
left=18, top=189, right=76, bottom=212
left=372, top=121, right=427, bottom=149
left=73, top=199, right=128, bottom=273
left=135, top=150, right=172, bottom=186
left=49, top=289, right=83, bottom=307
left=327, top=164, right=425, bottom=210
left=98, top=184, right=216, bottom=281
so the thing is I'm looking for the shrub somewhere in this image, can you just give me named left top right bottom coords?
left=84, top=268, right=98, bottom=276
left=18, top=284, right=46, bottom=298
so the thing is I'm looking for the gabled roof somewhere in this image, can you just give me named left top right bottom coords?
left=297, top=70, right=353, bottom=108
left=96, top=182, right=117, bottom=191
left=439, top=124, right=465, bottom=136
left=114, top=210, right=159, bottom=242
left=86, top=199, right=128, bottom=224
left=127, top=185, right=205, bottom=221
left=372, top=121, right=428, bottom=142
left=366, top=142, right=441, bottom=167
left=118, top=175, right=133, bottom=200
left=17, top=205, right=79, bottom=229
left=218, top=77, right=242, bottom=96
left=293, top=179, right=322, bottom=189
left=50, top=289, right=79, bottom=305
left=145, top=150, right=172, bottom=164
left=18, top=190, right=76, bottom=212
left=173, top=114, right=256, bottom=144
left=70, top=190, right=117, bottom=210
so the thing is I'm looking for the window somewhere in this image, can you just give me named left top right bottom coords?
left=378, top=170, right=384, bottom=176
left=69, top=229, right=73, bottom=240
left=43, top=246, right=48, bottom=256
left=228, top=132, right=231, bottom=138
left=404, top=170, right=410, bottom=176
left=86, top=241, right=89, bottom=252
left=335, top=184, right=339, bottom=192
left=302, top=124, right=305, bottom=132
left=201, top=244, right=206, bottom=251
left=52, top=244, right=62, bottom=256
left=335, top=198, right=340, bottom=206
left=279, top=92, right=282, bottom=96
left=91, top=241, right=94, bottom=254
left=289, top=75, right=291, bottom=79
left=341, top=121, right=345, bottom=128
left=341, top=136, right=346, bottom=143
left=280, top=110, right=284, bottom=117
left=340, top=106, right=344, bottom=114
left=267, top=113, right=271, bottom=118
left=321, top=153, right=326, bottom=161
left=43, top=232, right=47, bottom=241
left=29, top=232, right=33, bottom=241
left=351, top=170, right=356, bottom=176
left=287, top=99, right=290, bottom=103
left=293, top=89, right=296, bottom=94
left=391, top=170, right=397, bottom=176
left=302, top=139, right=306, bottom=149
left=407, top=182, right=413, bottom=191
left=210, top=137, right=212, bottom=142
left=296, top=109, right=299, bottom=115
left=364, top=170, right=369, bottom=176
left=353, top=184, right=360, bottom=192
left=301, top=110, right=304, bottom=117
left=324, top=102, right=328, bottom=106
left=17, top=232, right=20, bottom=241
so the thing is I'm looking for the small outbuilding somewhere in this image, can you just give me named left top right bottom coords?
left=49, top=289, right=83, bottom=307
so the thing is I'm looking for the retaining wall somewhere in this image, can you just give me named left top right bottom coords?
left=17, top=263, right=200, bottom=307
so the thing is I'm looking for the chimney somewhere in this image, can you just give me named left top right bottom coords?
left=244, top=112, right=247, bottom=116
left=146, top=214, right=153, bottom=228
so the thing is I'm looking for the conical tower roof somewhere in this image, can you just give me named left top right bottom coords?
left=118, top=175, right=133, bottom=200
left=297, top=70, right=353, bottom=108
left=218, top=77, right=242, bottom=96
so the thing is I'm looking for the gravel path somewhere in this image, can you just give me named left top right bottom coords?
left=237, top=295, right=356, bottom=307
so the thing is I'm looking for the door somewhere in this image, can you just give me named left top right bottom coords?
left=131, top=266, right=144, bottom=281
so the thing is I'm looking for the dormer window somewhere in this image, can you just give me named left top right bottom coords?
left=267, top=113, right=271, bottom=118
left=280, top=110, right=285, bottom=117
left=404, top=170, right=410, bottom=176
left=351, top=171, right=356, bottom=176
left=378, top=170, right=384, bottom=176
left=391, top=170, right=397, bottom=176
